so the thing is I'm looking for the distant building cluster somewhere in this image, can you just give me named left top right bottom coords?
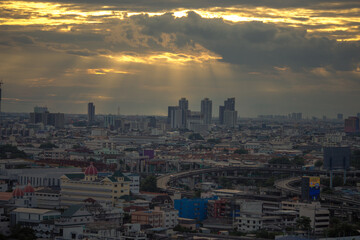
left=30, top=106, right=65, bottom=129
left=168, top=97, right=238, bottom=131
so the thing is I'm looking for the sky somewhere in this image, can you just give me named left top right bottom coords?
left=0, top=0, right=360, bottom=118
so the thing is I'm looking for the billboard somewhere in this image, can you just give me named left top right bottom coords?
left=309, top=177, right=320, bottom=200
left=324, top=147, right=351, bottom=170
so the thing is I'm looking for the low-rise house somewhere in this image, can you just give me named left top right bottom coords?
left=120, top=223, right=147, bottom=240
left=54, top=204, right=94, bottom=239
left=177, top=218, right=197, bottom=231
left=83, top=198, right=123, bottom=224
left=10, top=208, right=61, bottom=238
left=124, top=173, right=140, bottom=194
left=154, top=206, right=178, bottom=229
left=35, top=187, right=61, bottom=209
left=131, top=210, right=163, bottom=228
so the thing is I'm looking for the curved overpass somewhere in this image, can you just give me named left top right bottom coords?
left=158, top=166, right=360, bottom=210
left=158, top=165, right=331, bottom=191
left=274, top=177, right=360, bottom=208
left=157, top=165, right=321, bottom=191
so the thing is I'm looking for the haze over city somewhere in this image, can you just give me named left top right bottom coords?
left=0, top=0, right=360, bottom=117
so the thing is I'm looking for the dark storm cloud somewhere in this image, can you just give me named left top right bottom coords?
left=12, top=0, right=360, bottom=11
left=12, top=36, right=34, bottom=44
left=2, top=10, right=359, bottom=72
left=66, top=49, right=97, bottom=56
left=107, top=13, right=360, bottom=71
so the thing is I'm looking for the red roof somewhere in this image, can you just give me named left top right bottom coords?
left=12, top=186, right=24, bottom=197
left=84, top=162, right=98, bottom=175
left=0, top=192, right=13, bottom=201
left=24, top=181, right=35, bottom=193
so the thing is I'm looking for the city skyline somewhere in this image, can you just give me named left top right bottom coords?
left=1, top=99, right=360, bottom=119
left=1, top=1, right=360, bottom=117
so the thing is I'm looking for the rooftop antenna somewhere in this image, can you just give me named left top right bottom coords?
left=117, top=106, right=120, bottom=116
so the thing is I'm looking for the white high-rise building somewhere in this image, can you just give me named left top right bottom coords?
left=169, top=107, right=183, bottom=129
left=201, top=98, right=212, bottom=124
left=224, top=110, right=237, bottom=128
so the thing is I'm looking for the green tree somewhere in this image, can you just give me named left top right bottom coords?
left=255, top=230, right=279, bottom=239
left=219, top=176, right=232, bottom=189
left=39, top=142, right=58, bottom=149
left=314, top=160, right=323, bottom=168
left=188, top=133, right=204, bottom=140
left=72, top=144, right=81, bottom=149
left=194, top=189, right=202, bottom=198
left=207, top=138, right=221, bottom=144
left=269, top=157, right=291, bottom=165
left=0, top=145, right=27, bottom=159
left=10, top=225, right=36, bottom=240
left=291, top=156, right=305, bottom=166
left=296, top=216, right=312, bottom=232
left=326, top=218, right=359, bottom=237
left=264, top=177, right=275, bottom=187
left=140, top=175, right=158, bottom=192
left=255, top=230, right=269, bottom=238
left=234, top=149, right=248, bottom=154
left=351, top=150, right=360, bottom=169
left=332, top=175, right=344, bottom=187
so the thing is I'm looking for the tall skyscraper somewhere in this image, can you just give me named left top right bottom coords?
left=169, top=106, right=183, bottom=129
left=224, top=110, right=238, bottom=128
left=201, top=98, right=212, bottom=124
left=34, top=106, right=48, bottom=113
left=219, top=97, right=236, bottom=125
left=178, top=98, right=189, bottom=111
left=88, top=102, right=95, bottom=124
left=219, top=106, right=225, bottom=125
left=0, top=81, right=3, bottom=126
left=224, top=98, right=235, bottom=111
left=168, top=106, right=177, bottom=124
left=178, top=98, right=188, bottom=128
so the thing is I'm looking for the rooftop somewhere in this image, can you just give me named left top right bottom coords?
left=12, top=208, right=59, bottom=215
left=62, top=205, right=84, bottom=218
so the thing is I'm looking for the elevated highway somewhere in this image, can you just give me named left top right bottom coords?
left=274, top=177, right=360, bottom=210
left=157, top=165, right=360, bottom=191
left=158, top=166, right=360, bottom=213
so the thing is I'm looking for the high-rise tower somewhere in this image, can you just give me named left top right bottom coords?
left=178, top=98, right=189, bottom=111
left=224, top=98, right=235, bottom=111
left=178, top=98, right=189, bottom=128
left=88, top=102, right=95, bottom=124
left=0, top=81, right=3, bottom=126
left=219, top=97, right=236, bottom=125
left=201, top=98, right=212, bottom=124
